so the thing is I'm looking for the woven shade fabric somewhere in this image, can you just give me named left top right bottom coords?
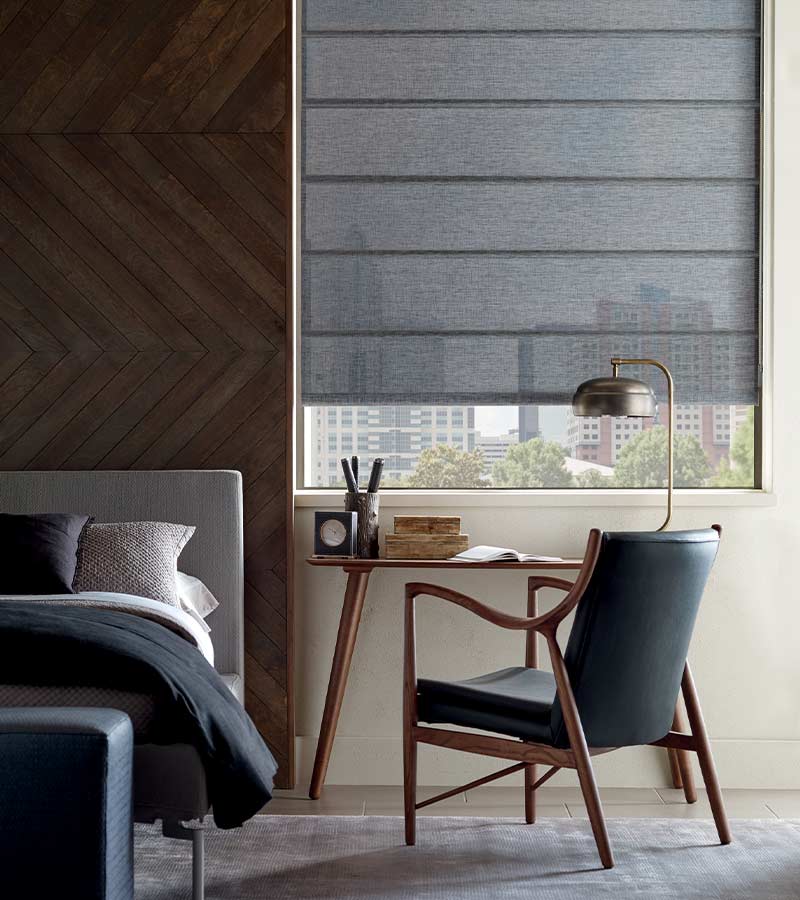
left=301, top=1, right=761, bottom=405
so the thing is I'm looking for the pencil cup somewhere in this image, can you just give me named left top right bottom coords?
left=345, top=492, right=380, bottom=559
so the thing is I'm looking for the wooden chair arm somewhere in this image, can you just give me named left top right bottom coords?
left=527, top=576, right=575, bottom=594
left=405, top=530, right=602, bottom=635
left=406, top=582, right=541, bottom=631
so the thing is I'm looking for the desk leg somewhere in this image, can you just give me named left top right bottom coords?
left=309, top=569, right=371, bottom=799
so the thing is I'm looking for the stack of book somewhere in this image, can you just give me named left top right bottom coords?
left=385, top=516, right=469, bottom=559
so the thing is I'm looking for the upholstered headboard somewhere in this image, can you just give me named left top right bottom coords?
left=0, top=470, right=244, bottom=679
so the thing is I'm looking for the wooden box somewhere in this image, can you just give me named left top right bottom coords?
left=393, top=515, right=461, bottom=535
left=385, top=533, right=469, bottom=560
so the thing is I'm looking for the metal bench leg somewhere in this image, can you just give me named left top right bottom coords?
left=162, top=820, right=205, bottom=900
left=192, top=829, right=205, bottom=900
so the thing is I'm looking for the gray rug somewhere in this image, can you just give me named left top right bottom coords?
left=135, top=816, right=800, bottom=899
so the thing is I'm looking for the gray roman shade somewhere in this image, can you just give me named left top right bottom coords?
left=301, top=1, right=761, bottom=405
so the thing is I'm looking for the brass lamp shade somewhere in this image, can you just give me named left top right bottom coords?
left=572, top=376, right=657, bottom=419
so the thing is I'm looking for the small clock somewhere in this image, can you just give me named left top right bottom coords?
left=314, top=510, right=358, bottom=557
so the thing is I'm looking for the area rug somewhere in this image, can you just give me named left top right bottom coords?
left=135, top=816, right=800, bottom=899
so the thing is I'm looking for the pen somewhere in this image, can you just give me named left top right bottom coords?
left=341, top=458, right=358, bottom=493
left=351, top=456, right=359, bottom=490
left=367, top=457, right=384, bottom=494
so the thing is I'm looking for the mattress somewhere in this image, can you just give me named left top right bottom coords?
left=0, top=675, right=242, bottom=739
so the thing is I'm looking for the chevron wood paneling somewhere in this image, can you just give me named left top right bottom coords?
left=0, top=0, right=294, bottom=786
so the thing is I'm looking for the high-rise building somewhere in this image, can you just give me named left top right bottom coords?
left=518, top=406, right=540, bottom=442
left=306, top=406, right=477, bottom=486
left=476, top=429, right=519, bottom=470
left=566, top=403, right=738, bottom=470
left=566, top=410, right=648, bottom=467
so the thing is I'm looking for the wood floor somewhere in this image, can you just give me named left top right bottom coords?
left=266, top=786, right=800, bottom=819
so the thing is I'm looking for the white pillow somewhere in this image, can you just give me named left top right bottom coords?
left=176, top=572, right=219, bottom=633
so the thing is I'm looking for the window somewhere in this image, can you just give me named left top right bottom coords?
left=301, top=3, right=761, bottom=489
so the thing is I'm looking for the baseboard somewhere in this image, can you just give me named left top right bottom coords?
left=295, top=736, right=800, bottom=789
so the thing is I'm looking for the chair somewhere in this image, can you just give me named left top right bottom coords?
left=403, top=527, right=729, bottom=869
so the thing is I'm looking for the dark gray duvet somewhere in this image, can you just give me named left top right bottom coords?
left=0, top=601, right=277, bottom=828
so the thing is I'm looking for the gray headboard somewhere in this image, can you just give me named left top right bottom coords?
left=0, top=470, right=244, bottom=679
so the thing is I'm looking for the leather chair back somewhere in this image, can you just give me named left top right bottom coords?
left=551, top=529, right=719, bottom=749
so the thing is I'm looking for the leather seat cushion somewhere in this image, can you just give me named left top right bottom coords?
left=417, top=666, right=556, bottom=744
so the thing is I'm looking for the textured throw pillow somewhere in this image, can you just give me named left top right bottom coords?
left=0, top=512, right=90, bottom=594
left=74, top=521, right=195, bottom=607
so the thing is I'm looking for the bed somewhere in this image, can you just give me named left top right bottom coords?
left=0, top=470, right=260, bottom=900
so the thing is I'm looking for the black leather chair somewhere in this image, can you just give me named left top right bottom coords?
left=403, top=527, right=729, bottom=869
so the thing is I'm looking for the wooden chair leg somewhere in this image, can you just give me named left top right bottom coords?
left=524, top=764, right=536, bottom=824
left=573, top=742, right=613, bottom=869
left=403, top=726, right=417, bottom=845
left=682, top=664, right=731, bottom=845
left=547, top=636, right=614, bottom=869
left=672, top=704, right=697, bottom=803
left=667, top=748, right=683, bottom=789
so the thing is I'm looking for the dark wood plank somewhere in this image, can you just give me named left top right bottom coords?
left=0, top=0, right=62, bottom=82
left=174, top=0, right=283, bottom=131
left=0, top=0, right=95, bottom=123
left=208, top=30, right=284, bottom=132
left=67, top=0, right=197, bottom=133
left=97, top=350, right=236, bottom=469
left=138, top=0, right=269, bottom=132
left=242, top=132, right=284, bottom=176
left=177, top=133, right=285, bottom=248
left=209, top=132, right=285, bottom=212
left=173, top=350, right=284, bottom=465
left=139, top=135, right=286, bottom=304
left=0, top=218, right=137, bottom=352
left=1, top=351, right=132, bottom=468
left=65, top=350, right=202, bottom=468
left=88, top=133, right=282, bottom=346
left=0, top=275, right=65, bottom=352
left=33, top=0, right=165, bottom=133
left=3, top=0, right=132, bottom=132
left=103, top=0, right=237, bottom=133
left=29, top=350, right=169, bottom=468
left=0, top=140, right=199, bottom=350
left=52, top=133, right=246, bottom=351
left=11, top=133, right=235, bottom=351
left=203, top=395, right=284, bottom=471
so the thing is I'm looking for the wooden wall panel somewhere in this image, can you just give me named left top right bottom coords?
left=0, top=0, right=294, bottom=786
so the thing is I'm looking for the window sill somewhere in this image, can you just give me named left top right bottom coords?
left=294, top=489, right=776, bottom=509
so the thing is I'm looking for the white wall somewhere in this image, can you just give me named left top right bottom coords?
left=292, top=0, right=800, bottom=789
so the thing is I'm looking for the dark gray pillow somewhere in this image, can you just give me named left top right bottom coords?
left=0, top=513, right=90, bottom=594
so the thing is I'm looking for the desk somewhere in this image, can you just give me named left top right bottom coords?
left=306, top=556, right=583, bottom=799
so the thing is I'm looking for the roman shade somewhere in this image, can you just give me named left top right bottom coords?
left=301, top=1, right=761, bottom=405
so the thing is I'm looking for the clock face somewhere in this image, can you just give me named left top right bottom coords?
left=320, top=518, right=348, bottom=548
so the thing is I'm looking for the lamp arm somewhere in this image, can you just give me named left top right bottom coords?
left=610, top=357, right=673, bottom=531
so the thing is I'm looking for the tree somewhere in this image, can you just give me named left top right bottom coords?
left=573, top=468, right=610, bottom=488
left=612, top=426, right=711, bottom=488
left=711, top=408, right=755, bottom=487
left=406, top=445, right=486, bottom=488
left=492, top=438, right=572, bottom=488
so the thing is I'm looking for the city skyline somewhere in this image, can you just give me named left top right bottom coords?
left=305, top=403, right=751, bottom=488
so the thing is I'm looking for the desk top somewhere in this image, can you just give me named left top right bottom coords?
left=307, top=556, right=583, bottom=570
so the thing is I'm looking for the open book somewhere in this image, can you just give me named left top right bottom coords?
left=451, top=545, right=562, bottom=563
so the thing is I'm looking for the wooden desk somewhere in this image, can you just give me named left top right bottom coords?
left=305, top=556, right=583, bottom=799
